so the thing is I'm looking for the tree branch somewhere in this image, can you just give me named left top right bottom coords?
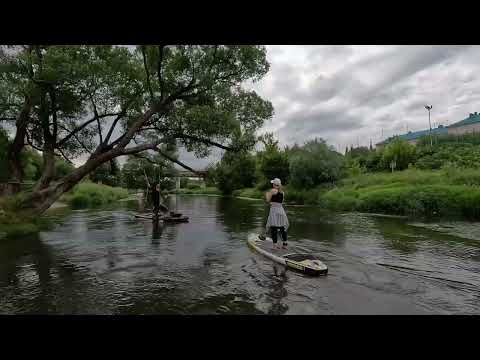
left=55, top=148, right=74, bottom=165
left=56, top=124, right=93, bottom=155
left=90, top=97, right=103, bottom=144
left=103, top=111, right=125, bottom=146
left=120, top=141, right=160, bottom=156
left=132, top=153, right=160, bottom=166
left=175, top=133, right=235, bottom=151
left=153, top=146, right=201, bottom=175
left=25, top=132, right=44, bottom=152
left=57, top=112, right=121, bottom=146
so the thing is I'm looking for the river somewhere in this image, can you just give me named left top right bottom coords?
left=1, top=195, right=479, bottom=314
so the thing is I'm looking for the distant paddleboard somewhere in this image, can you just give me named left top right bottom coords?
left=134, top=214, right=189, bottom=223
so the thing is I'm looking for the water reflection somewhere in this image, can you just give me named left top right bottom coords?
left=373, top=217, right=420, bottom=254
left=1, top=196, right=479, bottom=314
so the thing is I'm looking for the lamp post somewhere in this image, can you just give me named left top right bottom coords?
left=425, top=105, right=433, bottom=147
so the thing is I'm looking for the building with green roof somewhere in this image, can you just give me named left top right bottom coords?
left=376, top=112, right=480, bottom=148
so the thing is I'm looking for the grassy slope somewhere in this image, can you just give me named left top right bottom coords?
left=319, top=169, right=480, bottom=218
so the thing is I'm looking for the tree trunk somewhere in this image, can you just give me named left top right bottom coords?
left=7, top=98, right=31, bottom=185
left=23, top=148, right=124, bottom=215
left=22, top=105, right=161, bottom=215
left=33, top=145, right=56, bottom=192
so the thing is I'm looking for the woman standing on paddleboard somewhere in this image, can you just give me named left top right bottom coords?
left=265, top=178, right=289, bottom=249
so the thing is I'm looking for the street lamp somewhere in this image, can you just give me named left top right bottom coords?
left=425, top=105, right=433, bottom=146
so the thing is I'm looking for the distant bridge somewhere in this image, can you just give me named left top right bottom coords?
left=121, top=169, right=208, bottom=190
left=164, top=170, right=208, bottom=178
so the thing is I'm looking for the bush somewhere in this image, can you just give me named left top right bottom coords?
left=320, top=189, right=360, bottom=211
left=186, top=182, right=201, bottom=190
left=257, top=144, right=290, bottom=186
left=66, top=183, right=129, bottom=208
left=288, top=138, right=345, bottom=188
left=381, top=138, right=416, bottom=171
left=415, top=143, right=480, bottom=170
left=318, top=181, right=480, bottom=219
left=215, top=152, right=257, bottom=195
left=232, top=188, right=263, bottom=199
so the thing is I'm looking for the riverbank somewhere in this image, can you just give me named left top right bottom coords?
left=0, top=182, right=130, bottom=239
left=320, top=169, right=480, bottom=219
left=176, top=169, right=480, bottom=220
left=62, top=182, right=129, bottom=208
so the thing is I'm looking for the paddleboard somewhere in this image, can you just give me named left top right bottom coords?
left=134, top=214, right=189, bottom=223
left=247, top=233, right=328, bottom=276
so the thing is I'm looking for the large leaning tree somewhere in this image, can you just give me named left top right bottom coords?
left=0, top=45, right=273, bottom=215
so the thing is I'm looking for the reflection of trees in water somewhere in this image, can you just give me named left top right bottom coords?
left=373, top=218, right=419, bottom=254
left=266, top=265, right=289, bottom=315
left=289, top=215, right=346, bottom=246
left=152, top=220, right=164, bottom=242
left=0, top=236, right=96, bottom=314
left=216, top=197, right=265, bottom=233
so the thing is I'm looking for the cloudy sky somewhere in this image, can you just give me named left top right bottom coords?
left=180, top=45, right=480, bottom=169
left=4, top=45, right=478, bottom=169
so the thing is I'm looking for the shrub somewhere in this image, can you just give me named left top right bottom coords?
left=288, top=138, right=346, bottom=188
left=381, top=138, right=416, bottom=171
left=66, top=183, right=129, bottom=208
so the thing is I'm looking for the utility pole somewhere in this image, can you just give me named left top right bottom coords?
left=425, top=105, right=433, bottom=147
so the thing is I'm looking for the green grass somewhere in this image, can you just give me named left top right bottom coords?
left=169, top=168, right=480, bottom=219
left=0, top=198, right=42, bottom=239
left=232, top=188, right=263, bottom=199
left=318, top=168, right=480, bottom=219
left=64, top=182, right=129, bottom=208
left=172, top=187, right=221, bottom=195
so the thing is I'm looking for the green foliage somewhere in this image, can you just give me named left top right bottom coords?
left=0, top=197, right=40, bottom=238
left=204, top=165, right=216, bottom=187
left=256, top=132, right=290, bottom=187
left=418, top=132, right=480, bottom=146
left=415, top=143, right=480, bottom=170
left=173, top=187, right=221, bottom=195
left=232, top=188, right=263, bottom=199
left=122, top=153, right=175, bottom=191
left=320, top=189, right=360, bottom=211
left=65, top=182, right=129, bottom=208
left=348, top=161, right=365, bottom=177
left=90, top=159, right=122, bottom=187
left=288, top=138, right=345, bottom=188
left=317, top=168, right=480, bottom=219
left=214, top=151, right=257, bottom=195
left=180, top=178, right=189, bottom=188
left=2, top=46, right=273, bottom=210
left=55, top=159, right=75, bottom=179
left=186, top=182, right=201, bottom=190
left=380, top=138, right=416, bottom=171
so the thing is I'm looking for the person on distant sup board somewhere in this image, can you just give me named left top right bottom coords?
left=264, top=178, right=289, bottom=249
left=143, top=168, right=169, bottom=219
left=151, top=183, right=169, bottom=219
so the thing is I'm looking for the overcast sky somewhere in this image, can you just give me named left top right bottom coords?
left=179, top=45, right=480, bottom=169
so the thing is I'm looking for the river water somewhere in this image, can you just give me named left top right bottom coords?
left=1, top=195, right=479, bottom=314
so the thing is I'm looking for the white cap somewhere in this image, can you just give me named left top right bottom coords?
left=270, top=178, right=282, bottom=186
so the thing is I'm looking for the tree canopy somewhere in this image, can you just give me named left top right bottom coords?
left=0, top=45, right=273, bottom=214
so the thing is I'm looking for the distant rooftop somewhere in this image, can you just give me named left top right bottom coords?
left=377, top=126, right=448, bottom=145
left=377, top=112, right=480, bottom=146
left=448, top=112, right=480, bottom=128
